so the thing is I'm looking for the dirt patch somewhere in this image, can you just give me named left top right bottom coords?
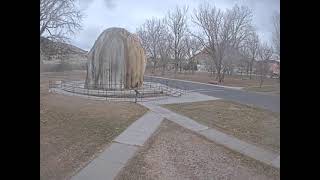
left=115, top=120, right=280, bottom=180
left=163, top=100, right=280, bottom=154
left=40, top=71, right=148, bottom=180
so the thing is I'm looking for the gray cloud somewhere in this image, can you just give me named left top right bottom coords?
left=103, top=0, right=116, bottom=9
left=73, top=0, right=279, bottom=50
left=79, top=0, right=94, bottom=10
left=72, top=26, right=103, bottom=50
left=80, top=0, right=116, bottom=10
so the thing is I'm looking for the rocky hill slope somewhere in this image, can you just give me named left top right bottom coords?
left=40, top=37, right=88, bottom=64
left=40, top=37, right=88, bottom=71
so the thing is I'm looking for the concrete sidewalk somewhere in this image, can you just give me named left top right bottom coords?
left=140, top=101, right=280, bottom=169
left=113, top=112, right=164, bottom=146
left=71, top=92, right=279, bottom=180
left=71, top=143, right=138, bottom=180
left=71, top=112, right=164, bottom=180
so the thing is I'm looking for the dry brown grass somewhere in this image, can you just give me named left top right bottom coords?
left=163, top=100, right=280, bottom=154
left=40, top=71, right=148, bottom=180
left=244, top=85, right=280, bottom=95
left=115, top=120, right=280, bottom=180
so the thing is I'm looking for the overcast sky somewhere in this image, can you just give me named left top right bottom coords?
left=72, top=0, right=279, bottom=51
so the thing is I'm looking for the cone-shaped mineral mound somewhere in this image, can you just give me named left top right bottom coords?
left=85, top=27, right=146, bottom=89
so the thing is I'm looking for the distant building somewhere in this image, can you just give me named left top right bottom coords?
left=269, top=61, right=280, bottom=75
left=253, top=58, right=280, bottom=78
left=268, top=54, right=280, bottom=76
left=190, top=50, right=212, bottom=72
left=197, top=64, right=206, bottom=71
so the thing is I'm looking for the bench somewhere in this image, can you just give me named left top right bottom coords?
left=208, top=80, right=219, bottom=85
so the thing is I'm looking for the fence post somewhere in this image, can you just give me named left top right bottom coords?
left=106, top=88, right=108, bottom=101
left=166, top=80, right=168, bottom=96
left=134, top=89, right=139, bottom=103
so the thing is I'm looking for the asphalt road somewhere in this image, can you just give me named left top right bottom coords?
left=144, top=76, right=280, bottom=113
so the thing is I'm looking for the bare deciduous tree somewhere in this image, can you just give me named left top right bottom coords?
left=136, top=18, right=162, bottom=73
left=257, top=43, right=273, bottom=87
left=225, top=5, right=254, bottom=49
left=238, top=57, right=247, bottom=79
left=183, top=34, right=202, bottom=74
left=272, top=12, right=280, bottom=57
left=158, top=19, right=173, bottom=75
left=40, top=0, right=83, bottom=42
left=167, top=6, right=189, bottom=74
left=192, top=3, right=253, bottom=83
left=243, top=32, right=260, bottom=79
left=238, top=43, right=251, bottom=79
left=223, top=46, right=241, bottom=77
left=191, top=3, right=223, bottom=80
left=272, top=13, right=280, bottom=80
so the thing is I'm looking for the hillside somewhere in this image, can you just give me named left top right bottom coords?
left=40, top=37, right=87, bottom=55
left=40, top=37, right=88, bottom=62
left=40, top=37, right=88, bottom=72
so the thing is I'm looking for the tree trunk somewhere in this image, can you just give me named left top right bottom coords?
left=246, top=62, right=249, bottom=77
left=191, top=64, right=195, bottom=75
left=174, top=50, right=178, bottom=74
left=174, top=61, right=178, bottom=74
left=162, top=64, right=166, bottom=75
left=216, top=70, right=221, bottom=83
left=215, top=63, right=222, bottom=83
left=153, top=61, right=156, bottom=74
left=259, top=76, right=264, bottom=88
left=258, top=65, right=264, bottom=88
left=221, top=69, right=225, bottom=83
left=210, top=62, right=214, bottom=77
left=249, top=59, right=254, bottom=80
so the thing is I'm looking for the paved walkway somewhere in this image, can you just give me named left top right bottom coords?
left=71, top=112, right=164, bottom=180
left=71, top=143, right=138, bottom=180
left=145, top=75, right=244, bottom=90
left=71, top=92, right=279, bottom=180
left=153, top=92, right=220, bottom=105
left=140, top=100, right=280, bottom=169
left=113, top=112, right=163, bottom=146
left=144, top=76, right=280, bottom=113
